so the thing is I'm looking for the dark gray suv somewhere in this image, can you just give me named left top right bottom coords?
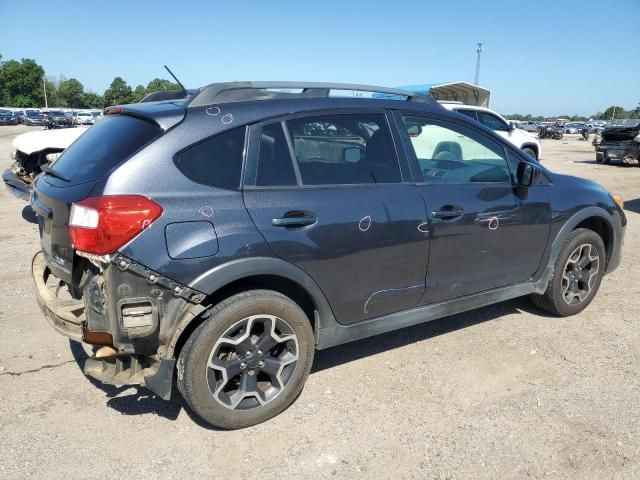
left=30, top=82, right=625, bottom=428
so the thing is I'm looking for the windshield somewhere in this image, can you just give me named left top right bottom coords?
left=0, top=110, right=11, bottom=116
left=27, top=111, right=43, bottom=117
left=50, top=111, right=64, bottom=116
left=49, top=115, right=162, bottom=185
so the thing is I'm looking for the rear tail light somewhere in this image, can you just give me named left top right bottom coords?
left=69, top=195, right=162, bottom=255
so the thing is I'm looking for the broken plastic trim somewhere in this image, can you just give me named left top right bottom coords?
left=110, top=254, right=205, bottom=304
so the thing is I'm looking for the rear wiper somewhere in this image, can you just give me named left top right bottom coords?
left=40, top=165, right=70, bottom=182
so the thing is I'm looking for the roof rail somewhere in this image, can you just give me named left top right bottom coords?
left=188, top=81, right=434, bottom=107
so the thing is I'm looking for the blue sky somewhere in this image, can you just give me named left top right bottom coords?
left=2, top=0, right=638, bottom=116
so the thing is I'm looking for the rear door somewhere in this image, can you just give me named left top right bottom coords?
left=396, top=112, right=550, bottom=305
left=243, top=111, right=429, bottom=325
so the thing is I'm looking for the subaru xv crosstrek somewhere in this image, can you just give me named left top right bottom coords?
left=29, top=82, right=625, bottom=429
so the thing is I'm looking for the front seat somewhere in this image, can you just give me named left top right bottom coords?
left=433, top=141, right=463, bottom=161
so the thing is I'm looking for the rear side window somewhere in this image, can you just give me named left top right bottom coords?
left=286, top=113, right=401, bottom=185
left=176, top=127, right=246, bottom=189
left=477, top=111, right=510, bottom=132
left=456, top=109, right=478, bottom=122
left=50, top=115, right=161, bottom=184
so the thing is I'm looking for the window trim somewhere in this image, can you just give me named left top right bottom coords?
left=244, top=109, right=409, bottom=189
left=173, top=125, right=248, bottom=191
left=396, top=111, right=515, bottom=186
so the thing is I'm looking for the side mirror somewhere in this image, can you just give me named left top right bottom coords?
left=516, top=161, right=541, bottom=187
left=507, top=122, right=516, bottom=132
left=343, top=146, right=362, bottom=163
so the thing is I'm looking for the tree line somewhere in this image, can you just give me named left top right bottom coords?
left=507, top=104, right=640, bottom=122
left=0, top=54, right=178, bottom=109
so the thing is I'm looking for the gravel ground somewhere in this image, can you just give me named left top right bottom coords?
left=0, top=125, right=638, bottom=479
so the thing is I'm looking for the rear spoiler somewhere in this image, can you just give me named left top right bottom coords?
left=104, top=101, right=187, bottom=131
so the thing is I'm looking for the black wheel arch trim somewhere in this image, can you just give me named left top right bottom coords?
left=546, top=206, right=621, bottom=274
left=521, top=143, right=539, bottom=158
left=163, top=257, right=338, bottom=356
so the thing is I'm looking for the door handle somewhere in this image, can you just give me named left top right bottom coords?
left=432, top=206, right=464, bottom=220
left=272, top=215, right=317, bottom=227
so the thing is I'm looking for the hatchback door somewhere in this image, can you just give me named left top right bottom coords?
left=243, top=112, right=429, bottom=325
left=31, top=115, right=163, bottom=285
left=396, top=112, right=550, bottom=305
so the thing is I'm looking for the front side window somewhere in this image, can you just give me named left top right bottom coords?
left=176, top=126, right=246, bottom=189
left=477, top=111, right=509, bottom=132
left=286, top=113, right=401, bottom=185
left=401, top=115, right=511, bottom=184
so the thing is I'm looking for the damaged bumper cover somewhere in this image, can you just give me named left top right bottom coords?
left=3, top=167, right=32, bottom=201
left=32, top=250, right=204, bottom=400
left=595, top=140, right=640, bottom=164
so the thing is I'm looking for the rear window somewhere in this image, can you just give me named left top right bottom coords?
left=49, top=115, right=161, bottom=184
left=176, top=127, right=246, bottom=189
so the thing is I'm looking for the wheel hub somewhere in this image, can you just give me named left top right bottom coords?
left=561, top=243, right=600, bottom=306
left=206, top=314, right=299, bottom=410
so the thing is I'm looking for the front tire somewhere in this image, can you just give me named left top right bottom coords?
left=177, top=290, right=315, bottom=429
left=522, top=147, right=537, bottom=160
left=531, top=228, right=605, bottom=316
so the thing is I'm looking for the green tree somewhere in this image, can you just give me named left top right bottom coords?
left=58, top=78, right=85, bottom=108
left=0, top=58, right=45, bottom=107
left=43, top=77, right=60, bottom=108
left=104, top=76, right=133, bottom=105
left=131, top=84, right=147, bottom=103
left=602, top=106, right=627, bottom=120
left=145, top=78, right=179, bottom=93
left=82, top=91, right=105, bottom=108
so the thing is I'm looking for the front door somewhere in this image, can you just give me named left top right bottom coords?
left=397, top=113, right=550, bottom=305
left=243, top=112, right=429, bottom=324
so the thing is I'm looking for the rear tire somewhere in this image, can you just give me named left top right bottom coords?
left=531, top=228, right=605, bottom=316
left=177, top=290, right=315, bottom=429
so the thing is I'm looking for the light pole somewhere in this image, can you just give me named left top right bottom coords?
left=42, top=78, right=48, bottom=108
left=474, top=42, right=484, bottom=85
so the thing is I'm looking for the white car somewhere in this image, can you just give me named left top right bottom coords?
left=440, top=103, right=542, bottom=161
left=75, top=112, right=95, bottom=125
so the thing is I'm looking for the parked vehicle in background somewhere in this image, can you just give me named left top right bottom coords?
left=14, top=109, right=27, bottom=124
left=440, top=103, right=542, bottom=160
left=519, top=121, right=540, bottom=132
left=0, top=109, right=19, bottom=125
left=2, top=127, right=88, bottom=200
left=23, top=110, right=45, bottom=126
left=43, top=110, right=73, bottom=129
left=75, top=112, right=95, bottom=125
left=539, top=125, right=564, bottom=140
left=594, top=119, right=640, bottom=165
left=28, top=81, right=625, bottom=429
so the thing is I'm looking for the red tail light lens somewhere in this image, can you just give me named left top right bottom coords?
left=69, top=195, right=163, bottom=255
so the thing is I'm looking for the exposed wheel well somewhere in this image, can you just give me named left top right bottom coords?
left=574, top=216, right=612, bottom=261
left=172, top=275, right=317, bottom=360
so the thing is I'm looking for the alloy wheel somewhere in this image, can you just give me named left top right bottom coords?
left=561, top=243, right=600, bottom=305
left=206, top=314, right=299, bottom=410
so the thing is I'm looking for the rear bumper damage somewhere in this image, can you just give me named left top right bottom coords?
left=31, top=250, right=200, bottom=400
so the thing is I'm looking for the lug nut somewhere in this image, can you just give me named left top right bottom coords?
left=257, top=350, right=263, bottom=356
left=258, top=360, right=264, bottom=368
left=240, top=362, right=247, bottom=370
left=248, top=369, right=255, bottom=376
left=246, top=351, right=252, bottom=357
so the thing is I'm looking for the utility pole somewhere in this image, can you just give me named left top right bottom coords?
left=42, top=78, right=48, bottom=108
left=474, top=42, right=484, bottom=85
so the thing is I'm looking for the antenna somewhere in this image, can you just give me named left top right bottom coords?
left=164, top=65, right=187, bottom=94
left=474, top=42, right=484, bottom=85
